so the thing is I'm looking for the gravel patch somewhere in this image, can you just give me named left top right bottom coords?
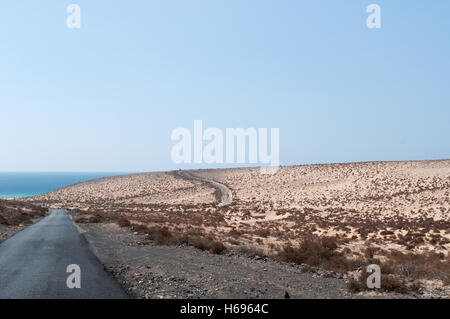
left=80, top=222, right=367, bottom=299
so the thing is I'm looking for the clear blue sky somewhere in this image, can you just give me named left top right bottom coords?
left=1, top=0, right=449, bottom=172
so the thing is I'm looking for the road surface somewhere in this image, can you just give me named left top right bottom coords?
left=177, top=171, right=233, bottom=206
left=0, top=210, right=128, bottom=299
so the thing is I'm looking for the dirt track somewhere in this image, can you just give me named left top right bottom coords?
left=176, top=170, right=233, bottom=206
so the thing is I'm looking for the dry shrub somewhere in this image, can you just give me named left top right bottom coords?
left=87, top=216, right=102, bottom=223
left=277, top=235, right=355, bottom=271
left=228, top=229, right=242, bottom=238
left=321, top=236, right=339, bottom=250
left=228, top=238, right=240, bottom=246
left=132, top=224, right=149, bottom=234
left=254, top=228, right=271, bottom=238
left=408, top=281, right=422, bottom=293
left=363, top=245, right=379, bottom=262
left=347, top=269, right=409, bottom=294
left=144, top=226, right=221, bottom=254
left=380, top=274, right=408, bottom=293
left=117, top=218, right=131, bottom=228
left=210, top=241, right=226, bottom=254
left=6, top=214, right=32, bottom=226
left=75, top=217, right=89, bottom=223
left=0, top=200, right=48, bottom=223
left=146, top=226, right=180, bottom=245
left=381, top=250, right=450, bottom=280
left=188, top=236, right=213, bottom=251
left=77, top=216, right=103, bottom=224
left=346, top=270, right=371, bottom=293
left=443, top=274, right=450, bottom=286
left=347, top=248, right=449, bottom=294
left=300, top=264, right=316, bottom=273
left=237, top=246, right=267, bottom=257
left=347, top=278, right=362, bottom=294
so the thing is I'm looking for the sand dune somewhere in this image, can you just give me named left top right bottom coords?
left=22, top=160, right=450, bottom=296
left=28, top=172, right=216, bottom=209
left=24, top=160, right=449, bottom=258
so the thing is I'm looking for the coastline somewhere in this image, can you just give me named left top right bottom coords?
left=0, top=172, right=129, bottom=200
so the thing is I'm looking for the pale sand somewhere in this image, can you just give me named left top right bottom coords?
left=28, top=172, right=216, bottom=209
left=194, top=160, right=450, bottom=221
left=24, top=160, right=450, bottom=258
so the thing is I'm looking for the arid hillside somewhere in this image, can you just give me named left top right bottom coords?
left=23, top=160, right=450, bottom=297
left=27, top=172, right=216, bottom=209
left=26, top=160, right=450, bottom=255
left=0, top=199, right=48, bottom=242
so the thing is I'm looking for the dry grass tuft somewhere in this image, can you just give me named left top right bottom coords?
left=132, top=224, right=149, bottom=234
left=210, top=241, right=226, bottom=254
left=347, top=268, right=420, bottom=294
left=0, top=200, right=48, bottom=226
left=146, top=226, right=180, bottom=246
left=117, top=218, right=131, bottom=228
left=277, top=235, right=359, bottom=272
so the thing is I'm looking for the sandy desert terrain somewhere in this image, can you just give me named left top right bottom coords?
left=24, top=160, right=450, bottom=297
left=0, top=199, right=48, bottom=242
left=30, top=172, right=216, bottom=208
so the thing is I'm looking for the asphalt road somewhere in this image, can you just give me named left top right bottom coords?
left=0, top=210, right=128, bottom=299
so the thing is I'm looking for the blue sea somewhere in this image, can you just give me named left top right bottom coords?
left=0, top=173, right=126, bottom=199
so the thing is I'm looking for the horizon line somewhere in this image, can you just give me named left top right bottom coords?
left=1, top=158, right=450, bottom=174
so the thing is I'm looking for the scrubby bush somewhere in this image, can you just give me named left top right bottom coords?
left=147, top=226, right=180, bottom=245
left=76, top=213, right=105, bottom=224
left=210, top=241, right=226, bottom=254
left=347, top=269, right=409, bottom=294
left=228, top=229, right=242, bottom=238
left=5, top=214, right=32, bottom=226
left=254, top=228, right=271, bottom=238
left=0, top=215, right=8, bottom=225
left=117, top=218, right=131, bottom=227
left=346, top=278, right=362, bottom=294
left=237, top=246, right=266, bottom=258
left=132, top=224, right=148, bottom=234
left=277, top=235, right=356, bottom=271
left=443, top=274, right=450, bottom=286
left=189, top=236, right=212, bottom=251
left=86, top=216, right=102, bottom=223
left=380, top=274, right=408, bottom=293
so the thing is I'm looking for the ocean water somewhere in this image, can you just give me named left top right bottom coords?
left=0, top=172, right=125, bottom=199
